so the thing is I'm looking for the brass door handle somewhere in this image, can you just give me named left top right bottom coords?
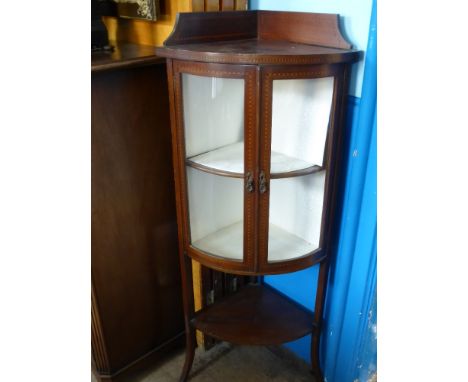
left=246, top=172, right=254, bottom=193
left=259, top=171, right=267, bottom=194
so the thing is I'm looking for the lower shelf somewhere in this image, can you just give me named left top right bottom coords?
left=192, top=284, right=315, bottom=345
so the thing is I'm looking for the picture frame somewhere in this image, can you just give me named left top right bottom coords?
left=112, top=0, right=160, bottom=21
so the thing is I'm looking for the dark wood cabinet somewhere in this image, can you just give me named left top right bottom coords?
left=91, top=43, right=184, bottom=381
left=157, top=11, right=361, bottom=381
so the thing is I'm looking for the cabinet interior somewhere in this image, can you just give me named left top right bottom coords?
left=271, top=77, right=334, bottom=169
left=182, top=74, right=333, bottom=262
left=182, top=74, right=244, bottom=159
left=268, top=171, right=326, bottom=261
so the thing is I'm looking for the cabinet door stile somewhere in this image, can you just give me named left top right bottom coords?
left=257, top=65, right=273, bottom=273
left=243, top=65, right=260, bottom=272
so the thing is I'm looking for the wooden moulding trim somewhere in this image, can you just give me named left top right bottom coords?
left=258, top=11, right=352, bottom=50
left=164, top=11, right=258, bottom=46
left=187, top=244, right=328, bottom=276
left=155, top=48, right=359, bottom=66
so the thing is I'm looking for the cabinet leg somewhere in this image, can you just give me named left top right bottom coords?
left=179, top=254, right=196, bottom=382
left=311, top=328, right=323, bottom=382
left=179, top=326, right=196, bottom=382
left=310, top=259, right=330, bottom=382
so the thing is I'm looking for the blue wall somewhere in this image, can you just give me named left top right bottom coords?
left=250, top=1, right=377, bottom=381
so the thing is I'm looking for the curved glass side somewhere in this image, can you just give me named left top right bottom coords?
left=268, top=171, right=326, bottom=262
left=182, top=73, right=245, bottom=261
left=267, top=77, right=333, bottom=262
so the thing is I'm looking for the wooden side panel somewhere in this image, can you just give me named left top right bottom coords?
left=258, top=11, right=352, bottom=49
left=92, top=62, right=184, bottom=373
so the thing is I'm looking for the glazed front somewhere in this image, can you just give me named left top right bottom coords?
left=170, top=60, right=346, bottom=275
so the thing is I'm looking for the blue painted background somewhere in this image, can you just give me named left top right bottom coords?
left=250, top=1, right=377, bottom=381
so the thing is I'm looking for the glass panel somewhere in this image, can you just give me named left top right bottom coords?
left=270, top=77, right=334, bottom=173
left=182, top=74, right=245, bottom=260
left=183, top=74, right=245, bottom=174
left=267, top=171, right=326, bottom=262
left=268, top=77, right=333, bottom=262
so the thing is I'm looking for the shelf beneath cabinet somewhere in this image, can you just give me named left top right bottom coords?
left=192, top=284, right=314, bottom=345
left=192, top=221, right=318, bottom=262
left=186, top=142, right=322, bottom=178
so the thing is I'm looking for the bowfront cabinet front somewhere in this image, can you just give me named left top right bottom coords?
left=172, top=60, right=346, bottom=276
left=157, top=10, right=360, bottom=382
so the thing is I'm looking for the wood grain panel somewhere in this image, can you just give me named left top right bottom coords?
left=92, top=46, right=184, bottom=377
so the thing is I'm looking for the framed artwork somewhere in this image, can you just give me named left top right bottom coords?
left=112, top=0, right=160, bottom=21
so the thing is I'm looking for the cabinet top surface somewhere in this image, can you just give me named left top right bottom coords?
left=92, top=42, right=164, bottom=73
left=156, top=10, right=361, bottom=65
left=157, top=38, right=359, bottom=65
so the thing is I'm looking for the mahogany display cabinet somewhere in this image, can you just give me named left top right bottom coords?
left=156, top=10, right=361, bottom=381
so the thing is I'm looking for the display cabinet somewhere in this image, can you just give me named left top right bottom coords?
left=157, top=10, right=360, bottom=381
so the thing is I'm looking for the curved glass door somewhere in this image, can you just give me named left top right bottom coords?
left=182, top=73, right=246, bottom=261
left=267, top=76, right=334, bottom=262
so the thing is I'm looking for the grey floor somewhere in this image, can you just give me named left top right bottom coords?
left=93, top=342, right=316, bottom=382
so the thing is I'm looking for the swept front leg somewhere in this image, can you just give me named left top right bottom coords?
left=179, top=325, right=195, bottom=382
left=178, top=255, right=196, bottom=381
left=311, top=259, right=330, bottom=382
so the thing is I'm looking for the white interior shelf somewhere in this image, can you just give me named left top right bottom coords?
left=192, top=220, right=318, bottom=262
left=187, top=142, right=319, bottom=175
left=267, top=224, right=319, bottom=262
left=192, top=221, right=244, bottom=260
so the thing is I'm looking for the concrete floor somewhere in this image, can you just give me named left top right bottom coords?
left=93, top=342, right=316, bottom=382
